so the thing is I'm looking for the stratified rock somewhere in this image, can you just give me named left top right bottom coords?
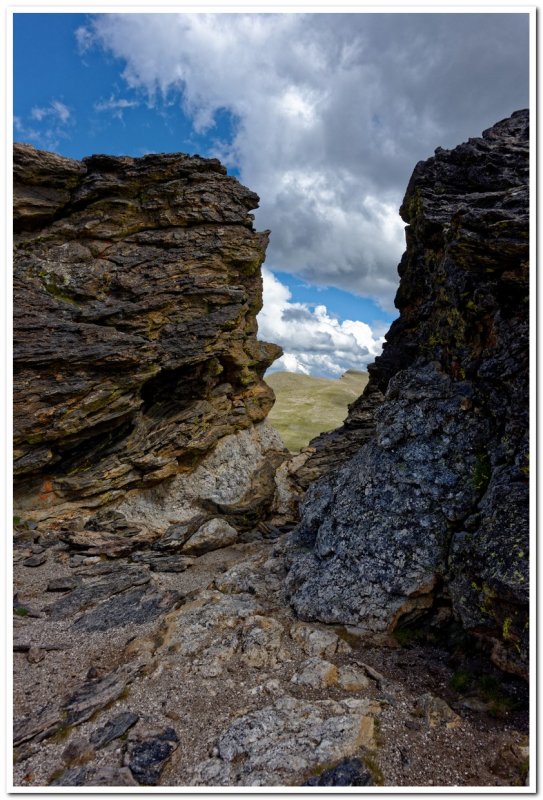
left=13, top=144, right=282, bottom=521
left=49, top=767, right=88, bottom=787
left=90, top=711, right=139, bottom=748
left=45, top=568, right=151, bottom=620
left=294, top=383, right=385, bottom=490
left=130, top=552, right=195, bottom=573
left=14, top=664, right=135, bottom=746
left=72, top=586, right=183, bottom=633
left=116, top=421, right=286, bottom=532
left=50, top=766, right=139, bottom=787
left=287, top=111, right=529, bottom=677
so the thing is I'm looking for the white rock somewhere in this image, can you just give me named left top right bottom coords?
left=181, top=518, right=238, bottom=555
left=290, top=621, right=350, bottom=658
left=337, top=664, right=371, bottom=691
left=239, top=616, right=288, bottom=669
left=191, top=694, right=378, bottom=785
left=117, top=422, right=285, bottom=530
left=291, top=657, right=338, bottom=689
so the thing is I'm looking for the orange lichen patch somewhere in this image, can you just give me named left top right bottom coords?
left=38, top=478, right=54, bottom=503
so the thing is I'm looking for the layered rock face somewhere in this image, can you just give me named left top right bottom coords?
left=287, top=111, right=529, bottom=677
left=14, top=144, right=283, bottom=527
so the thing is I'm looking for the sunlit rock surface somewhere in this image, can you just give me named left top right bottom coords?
left=13, top=143, right=283, bottom=526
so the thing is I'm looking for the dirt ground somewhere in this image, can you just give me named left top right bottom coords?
left=12, top=524, right=529, bottom=789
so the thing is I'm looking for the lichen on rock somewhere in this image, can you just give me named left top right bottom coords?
left=13, top=144, right=284, bottom=528
left=286, top=110, right=529, bottom=678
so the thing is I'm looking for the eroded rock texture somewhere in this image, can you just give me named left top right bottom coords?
left=14, top=144, right=283, bottom=524
left=287, top=110, right=529, bottom=677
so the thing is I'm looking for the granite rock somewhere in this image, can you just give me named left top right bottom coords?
left=286, top=111, right=529, bottom=677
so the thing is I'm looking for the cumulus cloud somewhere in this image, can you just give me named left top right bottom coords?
left=258, top=268, right=384, bottom=377
left=76, top=12, right=529, bottom=310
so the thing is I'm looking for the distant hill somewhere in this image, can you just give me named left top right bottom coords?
left=265, top=370, right=369, bottom=453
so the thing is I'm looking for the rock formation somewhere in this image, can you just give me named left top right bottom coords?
left=13, top=119, right=531, bottom=790
left=286, top=110, right=529, bottom=678
left=13, top=144, right=285, bottom=535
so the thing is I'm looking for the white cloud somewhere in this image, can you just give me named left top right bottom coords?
left=31, top=100, right=71, bottom=124
left=16, top=100, right=73, bottom=151
left=94, top=95, right=140, bottom=119
left=258, top=268, right=384, bottom=377
left=77, top=12, right=528, bottom=310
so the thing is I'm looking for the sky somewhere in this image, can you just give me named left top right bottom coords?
left=12, top=11, right=530, bottom=376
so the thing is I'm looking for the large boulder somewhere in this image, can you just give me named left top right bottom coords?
left=13, top=144, right=283, bottom=525
left=286, top=111, right=529, bottom=678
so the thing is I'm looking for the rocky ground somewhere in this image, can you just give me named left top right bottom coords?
left=13, top=518, right=528, bottom=789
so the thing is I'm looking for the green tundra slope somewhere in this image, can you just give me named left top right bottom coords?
left=265, top=369, right=369, bottom=453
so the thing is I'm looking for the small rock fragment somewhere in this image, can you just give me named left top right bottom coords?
left=291, top=657, right=338, bottom=689
left=337, top=664, right=370, bottom=691
left=415, top=693, right=461, bottom=729
left=90, top=712, right=139, bottom=749
left=355, top=660, right=388, bottom=688
left=27, top=646, right=45, bottom=664
left=61, top=737, right=95, bottom=766
left=23, top=553, right=47, bottom=567
left=46, top=577, right=80, bottom=592
left=181, top=518, right=238, bottom=556
left=152, top=517, right=207, bottom=551
left=290, top=621, right=350, bottom=658
left=49, top=767, right=88, bottom=786
left=92, top=766, right=139, bottom=786
left=125, top=727, right=179, bottom=785
left=303, top=757, right=374, bottom=786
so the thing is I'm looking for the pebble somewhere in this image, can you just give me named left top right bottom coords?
left=27, top=647, right=45, bottom=664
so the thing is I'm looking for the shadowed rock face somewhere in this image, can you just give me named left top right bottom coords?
left=13, top=144, right=282, bottom=520
left=287, top=110, right=529, bottom=678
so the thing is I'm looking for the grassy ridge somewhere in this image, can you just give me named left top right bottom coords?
left=265, top=369, right=369, bottom=453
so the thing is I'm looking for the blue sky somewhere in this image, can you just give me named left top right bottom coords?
left=13, top=11, right=529, bottom=376
left=14, top=14, right=236, bottom=161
